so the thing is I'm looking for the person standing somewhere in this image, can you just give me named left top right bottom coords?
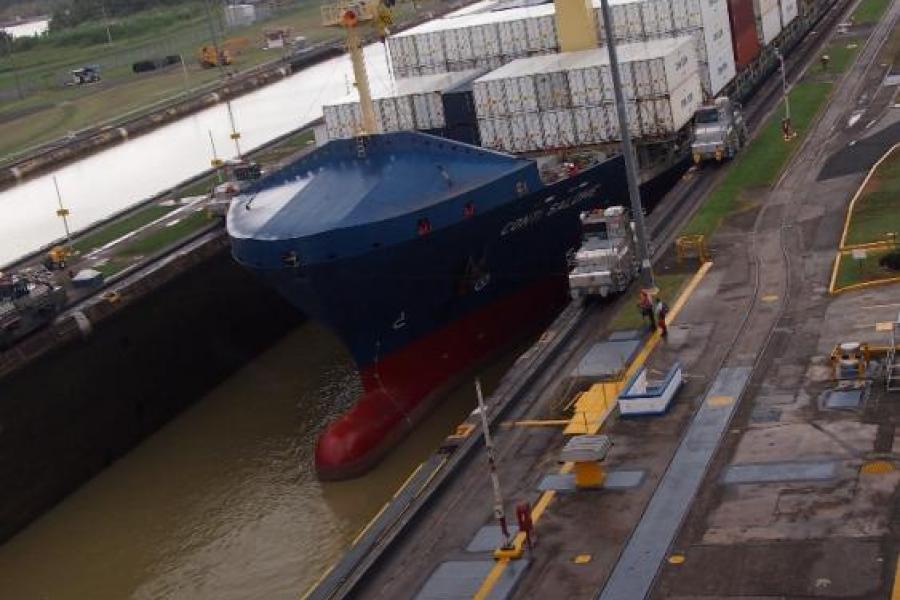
left=656, top=298, right=669, bottom=338
left=638, top=290, right=655, bottom=331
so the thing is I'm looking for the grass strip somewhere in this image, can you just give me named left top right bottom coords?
left=117, top=210, right=213, bottom=257
left=608, top=272, right=691, bottom=331
left=852, top=0, right=891, bottom=23
left=72, top=203, right=176, bottom=254
left=844, top=147, right=900, bottom=246
left=834, top=248, right=897, bottom=289
left=682, top=81, right=832, bottom=237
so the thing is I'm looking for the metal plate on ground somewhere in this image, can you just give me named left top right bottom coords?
left=824, top=388, right=863, bottom=409
left=571, top=339, right=641, bottom=379
left=414, top=559, right=529, bottom=600
left=723, top=460, right=839, bottom=484
left=466, top=525, right=520, bottom=552
left=599, top=367, right=751, bottom=600
left=750, top=406, right=782, bottom=423
left=538, top=469, right=646, bottom=491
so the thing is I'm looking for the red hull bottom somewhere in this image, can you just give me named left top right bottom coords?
left=315, top=277, right=569, bottom=480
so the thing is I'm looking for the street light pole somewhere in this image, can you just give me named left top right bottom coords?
left=52, top=176, right=72, bottom=243
left=597, top=0, right=655, bottom=291
left=777, top=49, right=790, bottom=122
left=475, top=378, right=512, bottom=549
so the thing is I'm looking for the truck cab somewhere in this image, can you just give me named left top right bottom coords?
left=568, top=206, right=639, bottom=301
left=691, top=97, right=748, bottom=164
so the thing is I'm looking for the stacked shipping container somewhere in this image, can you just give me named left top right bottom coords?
left=388, top=0, right=736, bottom=96
left=726, top=0, right=761, bottom=68
left=322, top=70, right=484, bottom=139
left=473, top=37, right=703, bottom=153
left=779, top=0, right=799, bottom=26
left=752, top=0, right=783, bottom=44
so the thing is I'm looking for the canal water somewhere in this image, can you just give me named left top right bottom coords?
left=0, top=41, right=396, bottom=266
left=0, top=321, right=520, bottom=599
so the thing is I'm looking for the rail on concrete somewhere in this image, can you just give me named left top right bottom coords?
left=305, top=301, right=588, bottom=600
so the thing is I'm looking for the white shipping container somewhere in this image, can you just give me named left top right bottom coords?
left=535, top=70, right=570, bottom=110
left=524, top=112, right=544, bottom=149
left=698, top=0, right=736, bottom=95
left=376, top=97, right=399, bottom=132
left=779, top=0, right=798, bottom=26
left=757, top=4, right=782, bottom=44
left=478, top=118, right=498, bottom=149
left=572, top=107, right=600, bottom=145
left=443, top=28, right=460, bottom=63
left=753, top=0, right=782, bottom=44
left=426, top=92, right=445, bottom=128
left=519, top=76, right=539, bottom=112
left=540, top=110, right=577, bottom=149
left=503, top=77, right=525, bottom=114
left=536, top=14, right=557, bottom=50
left=455, top=28, right=475, bottom=60
left=396, top=95, right=416, bottom=130
left=491, top=118, right=514, bottom=151
left=509, top=113, right=528, bottom=152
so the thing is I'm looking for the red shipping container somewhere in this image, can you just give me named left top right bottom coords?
left=726, top=0, right=761, bottom=69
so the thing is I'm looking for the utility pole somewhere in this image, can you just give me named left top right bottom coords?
left=100, top=2, right=113, bottom=45
left=52, top=176, right=72, bottom=243
left=475, top=379, right=513, bottom=550
left=209, top=130, right=224, bottom=183
left=598, top=0, right=655, bottom=292
left=225, top=100, right=242, bottom=159
left=203, top=0, right=227, bottom=78
left=179, top=53, right=191, bottom=96
left=775, top=48, right=794, bottom=140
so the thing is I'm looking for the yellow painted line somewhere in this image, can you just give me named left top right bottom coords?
left=473, top=559, right=510, bottom=600
left=892, top=555, right=900, bottom=600
left=831, top=143, right=900, bottom=295
left=352, top=501, right=390, bottom=546
left=573, top=554, right=592, bottom=564
left=838, top=143, right=900, bottom=249
left=510, top=419, right=571, bottom=427
left=707, top=395, right=734, bottom=407
left=471, top=262, right=715, bottom=600
left=761, top=294, right=779, bottom=302
left=394, top=462, right=425, bottom=499
left=832, top=273, right=900, bottom=295
left=300, top=562, right=336, bottom=600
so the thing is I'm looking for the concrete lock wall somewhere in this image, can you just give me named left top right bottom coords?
left=0, top=251, right=302, bottom=543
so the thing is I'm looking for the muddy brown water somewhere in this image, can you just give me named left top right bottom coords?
left=0, top=321, right=519, bottom=599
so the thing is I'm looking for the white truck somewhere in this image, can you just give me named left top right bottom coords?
left=691, top=96, right=748, bottom=164
left=568, top=206, right=639, bottom=300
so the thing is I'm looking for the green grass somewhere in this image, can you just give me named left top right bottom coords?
left=608, top=273, right=691, bottom=331
left=252, top=128, right=316, bottom=163
left=72, top=203, right=176, bottom=254
left=94, top=257, right=131, bottom=278
left=818, top=40, right=862, bottom=73
left=0, top=0, right=445, bottom=161
left=177, top=175, right=218, bottom=198
left=845, top=148, right=900, bottom=246
left=683, top=81, right=832, bottom=237
left=834, top=248, right=897, bottom=289
left=852, top=0, right=891, bottom=23
left=118, top=210, right=213, bottom=256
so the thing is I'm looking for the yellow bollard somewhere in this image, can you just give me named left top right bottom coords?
left=573, top=461, right=606, bottom=489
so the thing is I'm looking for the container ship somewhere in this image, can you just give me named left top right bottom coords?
left=228, top=0, right=835, bottom=478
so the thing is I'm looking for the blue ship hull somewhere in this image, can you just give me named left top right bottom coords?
left=228, top=132, right=627, bottom=477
